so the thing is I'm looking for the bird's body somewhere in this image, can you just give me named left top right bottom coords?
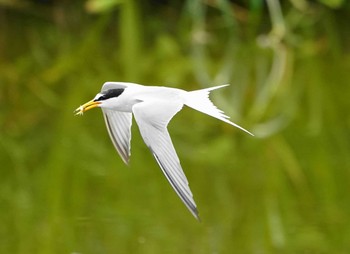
left=98, top=83, right=185, bottom=112
left=75, top=82, right=252, bottom=220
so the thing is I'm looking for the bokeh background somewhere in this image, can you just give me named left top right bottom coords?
left=1, top=0, right=350, bottom=253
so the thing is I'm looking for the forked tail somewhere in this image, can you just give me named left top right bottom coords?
left=184, top=84, right=254, bottom=136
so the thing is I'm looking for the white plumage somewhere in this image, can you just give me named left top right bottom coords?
left=75, top=82, right=253, bottom=220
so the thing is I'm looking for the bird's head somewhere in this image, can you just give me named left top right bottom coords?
left=74, top=88, right=125, bottom=115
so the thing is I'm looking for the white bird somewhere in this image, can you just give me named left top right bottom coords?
left=75, top=82, right=253, bottom=220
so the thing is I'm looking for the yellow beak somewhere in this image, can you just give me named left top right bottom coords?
left=74, top=100, right=101, bottom=115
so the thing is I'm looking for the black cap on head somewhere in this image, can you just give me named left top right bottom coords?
left=94, top=88, right=124, bottom=101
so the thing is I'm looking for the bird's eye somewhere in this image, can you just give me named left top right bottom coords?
left=94, top=95, right=105, bottom=101
left=94, top=88, right=124, bottom=102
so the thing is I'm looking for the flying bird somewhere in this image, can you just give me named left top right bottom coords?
left=75, top=82, right=253, bottom=220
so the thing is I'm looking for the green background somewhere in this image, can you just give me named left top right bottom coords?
left=1, top=0, right=350, bottom=253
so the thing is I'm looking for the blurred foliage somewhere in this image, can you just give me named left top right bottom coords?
left=1, top=0, right=350, bottom=253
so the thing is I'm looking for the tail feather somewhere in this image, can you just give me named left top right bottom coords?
left=184, top=84, right=254, bottom=136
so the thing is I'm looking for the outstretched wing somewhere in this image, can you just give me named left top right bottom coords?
left=102, top=109, right=132, bottom=165
left=132, top=100, right=199, bottom=220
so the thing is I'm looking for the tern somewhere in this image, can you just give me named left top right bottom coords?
left=75, top=82, right=253, bottom=220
